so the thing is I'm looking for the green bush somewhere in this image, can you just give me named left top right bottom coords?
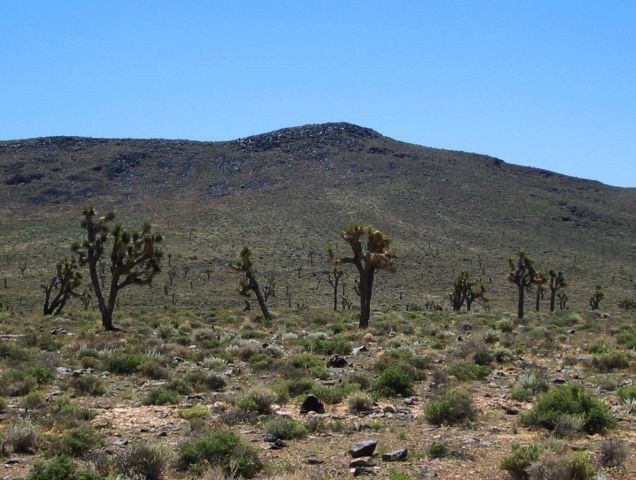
left=617, top=384, right=636, bottom=403
left=177, top=429, right=262, bottom=478
left=22, top=391, right=46, bottom=411
left=500, top=443, right=541, bottom=480
left=311, top=383, right=358, bottom=404
left=51, top=397, right=95, bottom=421
left=237, top=388, right=276, bottom=414
left=373, top=367, right=414, bottom=397
left=522, top=384, right=616, bottom=434
left=53, top=426, right=102, bottom=457
left=310, top=336, right=352, bottom=355
left=347, top=391, right=374, bottom=413
left=69, top=375, right=105, bottom=396
left=373, top=349, right=430, bottom=381
left=264, top=417, right=308, bottom=440
left=142, top=387, right=181, bottom=406
left=427, top=441, right=449, bottom=459
left=425, top=391, right=476, bottom=425
left=103, top=353, right=146, bottom=374
left=114, top=442, right=166, bottom=480
left=0, top=396, right=7, bottom=412
left=6, top=417, right=38, bottom=453
left=591, top=350, right=630, bottom=372
left=447, top=362, right=490, bottom=381
left=139, top=359, right=170, bottom=380
left=178, top=405, right=210, bottom=420
left=27, top=455, right=103, bottom=480
left=284, top=353, right=329, bottom=380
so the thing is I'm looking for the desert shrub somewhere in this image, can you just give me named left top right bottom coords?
left=26, top=455, right=102, bottom=480
left=347, top=391, right=374, bottom=413
left=500, top=443, right=541, bottom=480
left=373, top=367, right=414, bottom=397
left=50, top=397, right=95, bottom=422
left=6, top=417, right=38, bottom=453
left=264, top=417, right=308, bottom=440
left=618, top=298, right=636, bottom=310
left=591, top=350, right=630, bottom=372
left=526, top=454, right=570, bottom=480
left=472, top=348, right=494, bottom=366
left=511, top=371, right=548, bottom=401
left=1, top=369, right=38, bottom=396
left=0, top=396, right=7, bottom=412
left=178, top=405, right=210, bottom=420
left=282, top=353, right=329, bottom=380
left=102, top=352, right=146, bottom=374
left=345, top=371, right=372, bottom=390
left=52, top=426, right=102, bottom=457
left=176, top=429, right=262, bottom=478
left=522, top=384, right=616, bottom=434
left=22, top=391, right=46, bottom=411
left=273, top=377, right=314, bottom=400
left=184, top=371, right=226, bottom=392
left=598, top=437, right=628, bottom=468
left=139, top=359, right=170, bottom=380
left=552, top=414, right=586, bottom=439
left=431, top=368, right=449, bottom=386
left=425, top=390, right=476, bottom=425
left=114, top=442, right=166, bottom=480
left=142, top=387, right=181, bottom=406
left=497, top=319, right=515, bottom=332
left=617, top=384, right=636, bottom=412
left=69, top=375, right=105, bottom=396
left=614, top=331, right=636, bottom=349
left=447, top=362, right=489, bottom=381
left=373, top=348, right=430, bottom=381
left=427, top=441, right=449, bottom=459
left=237, top=388, right=276, bottom=414
left=309, top=335, right=352, bottom=355
left=567, top=453, right=596, bottom=480
left=0, top=340, right=31, bottom=361
left=310, top=383, right=358, bottom=404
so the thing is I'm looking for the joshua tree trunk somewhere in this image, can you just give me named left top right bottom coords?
left=549, top=289, right=556, bottom=312
left=517, top=285, right=525, bottom=320
left=535, top=288, right=541, bottom=312
left=249, top=275, right=271, bottom=320
left=359, top=270, right=374, bottom=329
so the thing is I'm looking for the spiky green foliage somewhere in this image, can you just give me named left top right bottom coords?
left=507, top=251, right=540, bottom=320
left=589, top=285, right=604, bottom=310
left=548, top=270, right=566, bottom=312
left=329, top=224, right=396, bottom=328
left=230, top=246, right=271, bottom=320
left=72, top=208, right=163, bottom=330
left=41, top=258, right=82, bottom=315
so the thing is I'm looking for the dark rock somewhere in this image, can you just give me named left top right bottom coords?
left=349, top=458, right=375, bottom=468
left=327, top=355, right=348, bottom=368
left=349, top=440, right=377, bottom=458
left=382, top=448, right=407, bottom=462
left=414, top=468, right=437, bottom=478
left=300, top=394, right=325, bottom=414
left=266, top=439, right=287, bottom=449
left=6, top=458, right=27, bottom=465
left=353, top=466, right=376, bottom=476
left=307, top=458, right=324, bottom=465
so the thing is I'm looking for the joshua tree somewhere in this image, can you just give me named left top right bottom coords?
left=590, top=285, right=604, bottom=310
left=557, top=291, right=568, bottom=310
left=450, top=271, right=486, bottom=311
left=548, top=270, right=566, bottom=312
left=507, top=251, right=540, bottom=320
left=535, top=272, right=548, bottom=312
left=329, top=224, right=396, bottom=329
left=72, top=208, right=163, bottom=331
left=326, top=267, right=344, bottom=311
left=230, top=246, right=271, bottom=320
left=41, top=258, right=82, bottom=315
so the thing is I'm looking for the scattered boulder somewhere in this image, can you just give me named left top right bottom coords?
left=352, top=466, right=376, bottom=476
left=382, top=448, right=407, bottom=462
left=327, top=354, right=348, bottom=368
left=300, top=394, right=325, bottom=414
left=350, top=457, right=375, bottom=468
left=349, top=440, right=377, bottom=458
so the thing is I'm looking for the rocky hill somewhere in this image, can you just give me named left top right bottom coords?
left=0, top=122, right=634, bottom=312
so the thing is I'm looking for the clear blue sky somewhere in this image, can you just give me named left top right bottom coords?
left=1, top=1, right=634, bottom=187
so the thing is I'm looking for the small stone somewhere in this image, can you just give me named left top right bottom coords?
left=349, top=440, right=377, bottom=458
left=307, top=458, right=324, bottom=465
left=382, top=448, right=407, bottom=462
left=300, top=394, right=325, bottom=414
left=6, top=458, right=27, bottom=465
left=352, top=346, right=368, bottom=355
left=113, top=439, right=129, bottom=446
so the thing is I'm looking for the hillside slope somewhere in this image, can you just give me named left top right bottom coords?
left=0, top=122, right=634, bottom=312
